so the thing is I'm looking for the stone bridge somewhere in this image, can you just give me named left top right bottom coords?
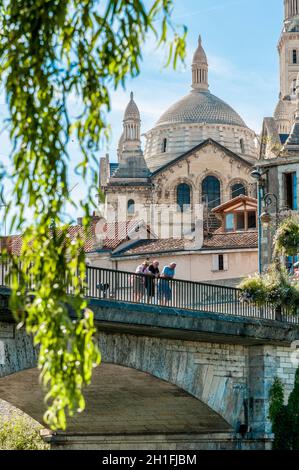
left=1, top=288, right=299, bottom=450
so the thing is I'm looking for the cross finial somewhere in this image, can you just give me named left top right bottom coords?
left=130, top=91, right=134, bottom=100
left=198, top=35, right=202, bottom=46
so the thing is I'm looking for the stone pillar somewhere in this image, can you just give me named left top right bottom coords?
left=247, top=345, right=277, bottom=440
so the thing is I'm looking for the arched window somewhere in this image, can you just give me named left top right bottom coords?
left=127, top=199, right=135, bottom=215
left=231, top=183, right=246, bottom=198
left=240, top=138, right=245, bottom=153
left=177, top=183, right=191, bottom=212
left=162, top=138, right=167, bottom=153
left=202, top=176, right=221, bottom=209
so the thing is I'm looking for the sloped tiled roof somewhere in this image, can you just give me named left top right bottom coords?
left=212, top=195, right=257, bottom=213
left=114, top=230, right=258, bottom=257
left=0, top=219, right=149, bottom=255
left=202, top=231, right=258, bottom=249
left=102, top=220, right=149, bottom=250
left=116, top=238, right=186, bottom=256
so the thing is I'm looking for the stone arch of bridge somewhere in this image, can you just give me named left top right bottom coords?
left=98, top=332, right=246, bottom=430
left=0, top=363, right=231, bottom=436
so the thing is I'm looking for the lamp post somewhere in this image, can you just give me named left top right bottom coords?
left=251, top=169, right=267, bottom=274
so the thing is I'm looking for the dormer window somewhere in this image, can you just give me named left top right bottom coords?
left=224, top=211, right=256, bottom=232
left=225, top=213, right=234, bottom=232
left=162, top=138, right=167, bottom=153
left=213, top=196, right=257, bottom=233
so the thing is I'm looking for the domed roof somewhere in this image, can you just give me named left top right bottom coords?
left=155, top=90, right=247, bottom=128
left=124, top=92, right=140, bottom=121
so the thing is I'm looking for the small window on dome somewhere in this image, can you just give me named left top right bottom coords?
left=293, top=50, right=297, bottom=64
left=162, top=138, right=167, bottom=153
left=240, top=138, right=245, bottom=154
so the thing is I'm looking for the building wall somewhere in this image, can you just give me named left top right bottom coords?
left=260, top=161, right=299, bottom=270
left=114, top=250, right=258, bottom=283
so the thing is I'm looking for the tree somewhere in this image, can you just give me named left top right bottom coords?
left=0, top=0, right=187, bottom=430
left=269, top=369, right=299, bottom=449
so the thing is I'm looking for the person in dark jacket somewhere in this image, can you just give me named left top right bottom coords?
left=145, top=260, right=160, bottom=300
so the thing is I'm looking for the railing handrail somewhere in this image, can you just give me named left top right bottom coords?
left=87, top=265, right=241, bottom=292
left=1, top=258, right=299, bottom=325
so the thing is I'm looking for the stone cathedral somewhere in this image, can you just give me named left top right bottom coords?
left=99, top=35, right=259, bottom=230
left=100, top=0, right=299, bottom=237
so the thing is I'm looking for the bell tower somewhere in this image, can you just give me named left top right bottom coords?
left=273, top=1, right=299, bottom=134
left=285, top=0, right=299, bottom=21
left=278, top=1, right=299, bottom=100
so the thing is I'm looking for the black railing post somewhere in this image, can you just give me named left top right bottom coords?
left=275, top=305, right=282, bottom=321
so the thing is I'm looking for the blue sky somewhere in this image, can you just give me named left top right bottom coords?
left=0, top=0, right=285, bottom=232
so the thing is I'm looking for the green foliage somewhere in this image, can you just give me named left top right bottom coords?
left=269, top=369, right=299, bottom=450
left=239, top=263, right=299, bottom=313
left=0, top=1, right=187, bottom=430
left=238, top=274, right=267, bottom=306
left=274, top=216, right=299, bottom=256
left=269, top=377, right=284, bottom=423
left=0, top=414, right=49, bottom=450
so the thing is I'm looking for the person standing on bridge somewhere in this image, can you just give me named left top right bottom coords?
left=132, top=260, right=149, bottom=302
left=157, top=262, right=176, bottom=306
left=145, top=260, right=160, bottom=302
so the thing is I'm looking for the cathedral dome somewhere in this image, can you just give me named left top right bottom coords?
left=155, top=89, right=247, bottom=128
left=144, top=35, right=257, bottom=171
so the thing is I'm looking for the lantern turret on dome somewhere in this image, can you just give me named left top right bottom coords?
left=192, top=35, right=209, bottom=91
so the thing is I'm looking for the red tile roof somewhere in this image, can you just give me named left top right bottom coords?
left=102, top=220, right=149, bottom=249
left=114, top=230, right=258, bottom=256
left=202, top=231, right=258, bottom=249
left=0, top=219, right=150, bottom=255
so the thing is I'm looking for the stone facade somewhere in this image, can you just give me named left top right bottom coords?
left=100, top=37, right=258, bottom=230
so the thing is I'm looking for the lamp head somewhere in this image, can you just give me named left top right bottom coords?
left=260, top=211, right=272, bottom=228
left=251, top=169, right=262, bottom=180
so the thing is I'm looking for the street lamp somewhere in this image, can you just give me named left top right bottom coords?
left=251, top=168, right=268, bottom=274
left=261, top=193, right=279, bottom=229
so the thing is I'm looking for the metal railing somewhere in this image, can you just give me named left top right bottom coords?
left=1, top=260, right=299, bottom=324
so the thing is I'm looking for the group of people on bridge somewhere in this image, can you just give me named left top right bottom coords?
left=131, top=260, right=177, bottom=305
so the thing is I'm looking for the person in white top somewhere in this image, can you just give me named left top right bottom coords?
left=132, top=260, right=149, bottom=302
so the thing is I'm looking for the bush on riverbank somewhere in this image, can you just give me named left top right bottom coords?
left=0, top=413, right=49, bottom=450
